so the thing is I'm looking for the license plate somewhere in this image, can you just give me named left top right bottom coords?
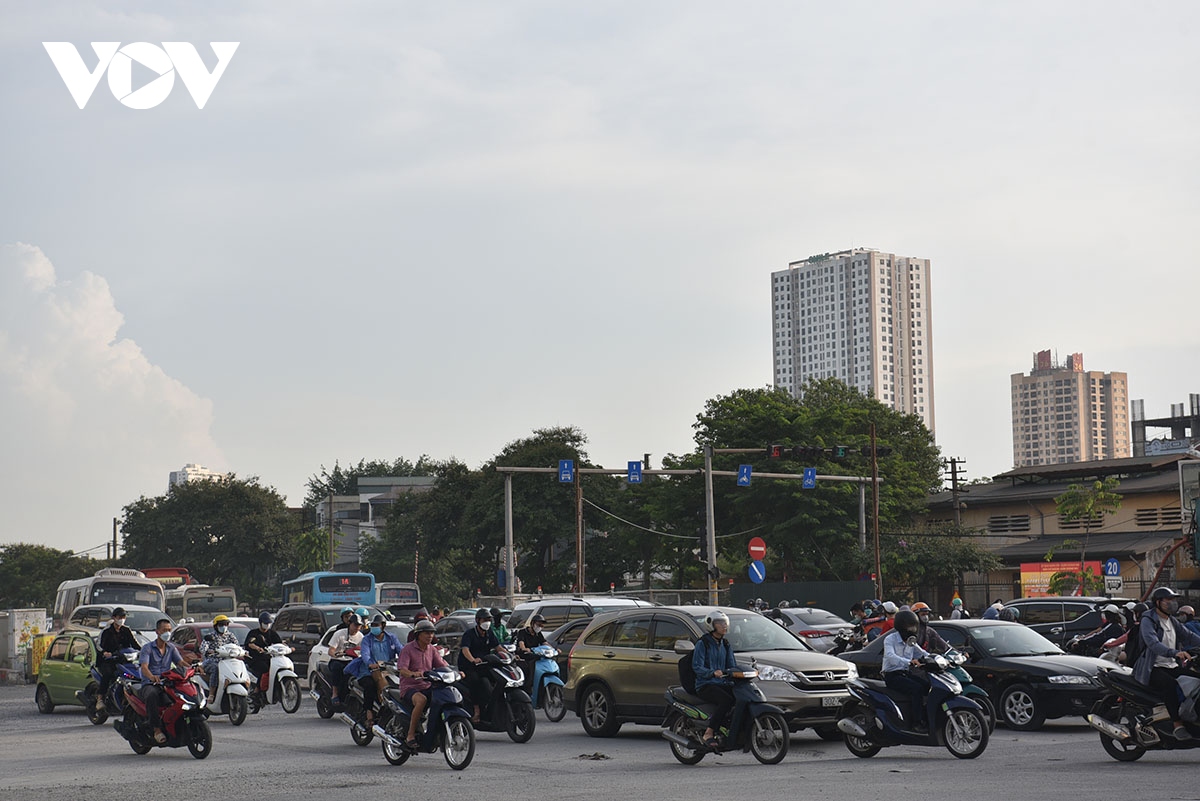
left=822, top=695, right=846, bottom=707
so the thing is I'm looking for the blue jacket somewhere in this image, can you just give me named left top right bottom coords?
left=349, top=631, right=404, bottom=678
left=1133, top=609, right=1200, bottom=685
left=692, top=633, right=737, bottom=691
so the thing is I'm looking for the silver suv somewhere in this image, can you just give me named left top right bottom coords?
left=506, top=596, right=656, bottom=632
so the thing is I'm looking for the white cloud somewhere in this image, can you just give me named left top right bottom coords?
left=0, top=243, right=223, bottom=553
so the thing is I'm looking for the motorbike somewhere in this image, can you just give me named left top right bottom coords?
left=523, top=644, right=566, bottom=722
left=827, top=629, right=865, bottom=657
left=247, top=643, right=301, bottom=714
left=466, top=649, right=536, bottom=742
left=77, top=647, right=140, bottom=725
left=339, top=661, right=400, bottom=746
left=194, top=642, right=252, bottom=725
left=836, top=653, right=989, bottom=759
left=310, top=659, right=349, bottom=719
left=661, top=667, right=791, bottom=765
left=1087, top=651, right=1200, bottom=761
left=941, top=649, right=996, bottom=733
left=112, top=665, right=213, bottom=759
left=374, top=665, right=476, bottom=770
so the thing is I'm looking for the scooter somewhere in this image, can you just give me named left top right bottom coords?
left=310, top=659, right=349, bottom=719
left=661, top=667, right=791, bottom=765
left=524, top=644, right=566, bottom=722
left=339, top=661, right=400, bottom=746
left=194, top=643, right=252, bottom=725
left=827, top=629, right=865, bottom=657
left=248, top=643, right=301, bottom=714
left=941, top=649, right=996, bottom=733
left=836, top=653, right=989, bottom=759
left=1088, top=650, right=1200, bottom=761
left=112, top=665, right=213, bottom=759
left=467, top=650, right=536, bottom=742
left=375, top=665, right=476, bottom=770
left=77, top=647, right=140, bottom=725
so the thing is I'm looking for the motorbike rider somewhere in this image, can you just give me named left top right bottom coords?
left=138, top=618, right=187, bottom=744
left=882, top=610, right=932, bottom=732
left=458, top=607, right=505, bottom=723
left=406, top=609, right=434, bottom=643
left=692, top=610, right=737, bottom=749
left=910, top=602, right=949, bottom=654
left=96, top=607, right=138, bottom=710
left=1134, top=587, right=1200, bottom=741
left=1070, top=604, right=1125, bottom=655
left=396, top=619, right=449, bottom=749
left=514, top=614, right=548, bottom=692
left=862, top=601, right=888, bottom=642
left=326, top=612, right=364, bottom=704
left=356, top=614, right=404, bottom=722
left=244, top=612, right=283, bottom=680
left=1178, top=605, right=1200, bottom=638
left=199, top=614, right=240, bottom=702
left=333, top=606, right=356, bottom=632
left=490, top=607, right=511, bottom=644
left=981, top=599, right=1004, bottom=620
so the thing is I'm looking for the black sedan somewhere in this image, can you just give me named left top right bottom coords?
left=838, top=619, right=1121, bottom=731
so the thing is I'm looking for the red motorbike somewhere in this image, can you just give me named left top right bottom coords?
left=113, top=666, right=213, bottom=758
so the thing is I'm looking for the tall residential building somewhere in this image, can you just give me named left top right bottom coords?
left=770, top=248, right=935, bottom=433
left=1010, top=350, right=1130, bottom=467
left=168, top=463, right=228, bottom=490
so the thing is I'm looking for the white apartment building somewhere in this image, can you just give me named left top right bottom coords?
left=771, top=248, right=935, bottom=434
left=167, top=463, right=228, bottom=490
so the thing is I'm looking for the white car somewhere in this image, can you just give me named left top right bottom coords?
left=307, top=621, right=411, bottom=686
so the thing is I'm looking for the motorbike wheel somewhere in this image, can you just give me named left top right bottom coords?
left=443, top=718, right=475, bottom=770
left=382, top=719, right=411, bottom=766
left=580, top=683, right=621, bottom=738
left=85, top=689, right=108, bottom=725
left=543, top=683, right=566, bottom=722
left=316, top=695, right=335, bottom=720
left=228, top=695, right=248, bottom=726
left=129, top=735, right=153, bottom=755
left=351, top=718, right=375, bottom=746
left=279, top=677, right=301, bottom=713
left=970, top=694, right=997, bottom=734
left=841, top=706, right=881, bottom=758
left=507, top=700, right=536, bottom=743
left=667, top=714, right=705, bottom=765
left=1092, top=699, right=1147, bottom=762
left=748, top=711, right=790, bottom=765
left=35, top=684, right=55, bottom=714
left=999, top=683, right=1045, bottom=731
left=942, top=708, right=988, bottom=759
left=187, top=719, right=213, bottom=759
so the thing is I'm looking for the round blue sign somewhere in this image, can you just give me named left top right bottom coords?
left=1103, top=558, right=1121, bottom=577
left=748, top=560, right=765, bottom=584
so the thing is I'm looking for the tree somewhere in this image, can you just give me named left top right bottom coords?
left=303, top=457, right=436, bottom=510
left=877, top=527, right=1001, bottom=602
left=1053, top=478, right=1122, bottom=595
left=0, top=543, right=108, bottom=609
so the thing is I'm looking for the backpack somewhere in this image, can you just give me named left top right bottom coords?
left=678, top=653, right=697, bottom=695
left=1125, top=623, right=1143, bottom=667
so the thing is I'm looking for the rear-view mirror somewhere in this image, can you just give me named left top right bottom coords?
left=673, top=639, right=695, bottom=655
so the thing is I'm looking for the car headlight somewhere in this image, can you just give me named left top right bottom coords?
left=844, top=662, right=858, bottom=680
left=1047, top=674, right=1091, bottom=684
left=755, top=664, right=800, bottom=682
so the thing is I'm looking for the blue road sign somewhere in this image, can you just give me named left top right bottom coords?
left=802, top=467, right=817, bottom=489
left=558, top=459, right=575, bottom=483
left=737, top=465, right=753, bottom=486
left=749, top=560, right=766, bottom=584
left=1104, top=558, right=1121, bottom=577
left=628, top=461, right=643, bottom=484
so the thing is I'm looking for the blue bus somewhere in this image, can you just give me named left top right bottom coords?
left=281, top=572, right=376, bottom=607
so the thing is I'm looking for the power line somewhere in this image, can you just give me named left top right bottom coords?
left=582, top=497, right=762, bottom=539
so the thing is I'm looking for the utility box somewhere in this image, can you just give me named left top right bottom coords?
left=0, top=608, right=52, bottom=682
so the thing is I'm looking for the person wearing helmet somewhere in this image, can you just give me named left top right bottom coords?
left=981, top=599, right=1005, bottom=620
left=353, top=613, right=404, bottom=723
left=459, top=608, right=504, bottom=723
left=910, top=603, right=949, bottom=654
left=327, top=612, right=365, bottom=704
left=199, top=614, right=240, bottom=702
left=777, top=600, right=789, bottom=610
left=1068, top=604, right=1124, bottom=656
left=949, top=597, right=968, bottom=619
left=397, top=619, right=448, bottom=750
left=693, top=610, right=737, bottom=748
left=334, top=606, right=356, bottom=632
left=406, top=609, right=433, bottom=643
left=862, top=601, right=888, bottom=642
left=876, top=601, right=899, bottom=638
left=96, top=607, right=138, bottom=709
left=882, top=609, right=933, bottom=732
left=515, top=614, right=548, bottom=691
left=244, top=612, right=282, bottom=680
left=997, top=606, right=1020, bottom=623
left=1178, top=605, right=1200, bottom=637
left=490, top=607, right=511, bottom=645
left=1135, top=588, right=1200, bottom=740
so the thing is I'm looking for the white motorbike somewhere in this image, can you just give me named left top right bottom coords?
left=195, top=642, right=253, bottom=725
left=248, top=643, right=302, bottom=714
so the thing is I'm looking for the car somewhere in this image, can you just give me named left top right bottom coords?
left=169, top=620, right=250, bottom=666
left=563, top=605, right=855, bottom=739
left=1003, top=596, right=1132, bottom=648
left=770, top=608, right=855, bottom=653
left=837, top=618, right=1122, bottom=731
left=545, top=616, right=592, bottom=680
left=506, top=596, right=655, bottom=632
left=308, top=620, right=411, bottom=686
left=35, top=630, right=102, bottom=713
left=65, top=604, right=165, bottom=640
left=433, top=615, right=472, bottom=662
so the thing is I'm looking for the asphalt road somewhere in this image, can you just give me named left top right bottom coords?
left=5, top=684, right=1200, bottom=801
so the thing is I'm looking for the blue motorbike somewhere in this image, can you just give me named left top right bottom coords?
left=661, top=666, right=791, bottom=765
left=525, top=644, right=566, bottom=722
left=836, top=653, right=989, bottom=759
left=375, top=666, right=476, bottom=770
left=76, top=647, right=141, bottom=725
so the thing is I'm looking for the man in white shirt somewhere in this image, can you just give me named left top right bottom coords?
left=882, top=610, right=931, bottom=732
left=327, top=614, right=364, bottom=704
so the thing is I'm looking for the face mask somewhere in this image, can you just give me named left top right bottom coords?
left=370, top=626, right=382, bottom=636
left=215, top=625, right=227, bottom=634
left=918, top=614, right=930, bottom=624
left=1165, top=601, right=1180, bottom=615
left=532, top=625, right=543, bottom=634
left=478, top=621, right=491, bottom=631
left=114, top=618, right=126, bottom=627
left=159, top=631, right=172, bottom=642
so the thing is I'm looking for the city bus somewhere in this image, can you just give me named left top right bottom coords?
left=165, top=584, right=238, bottom=621
left=140, top=567, right=195, bottom=588
left=53, top=568, right=165, bottom=629
left=281, top=572, right=376, bottom=607
left=376, top=582, right=424, bottom=620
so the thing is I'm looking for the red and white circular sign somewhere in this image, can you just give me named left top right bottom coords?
left=748, top=537, right=766, bottom=560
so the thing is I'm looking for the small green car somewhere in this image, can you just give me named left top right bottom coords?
left=35, top=631, right=101, bottom=713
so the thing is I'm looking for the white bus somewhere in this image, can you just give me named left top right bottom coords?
left=376, top=582, right=423, bottom=620
left=164, top=584, right=238, bottom=622
left=53, top=568, right=165, bottom=629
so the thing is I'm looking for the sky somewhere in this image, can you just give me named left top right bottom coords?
left=2, top=2, right=1198, bottom=556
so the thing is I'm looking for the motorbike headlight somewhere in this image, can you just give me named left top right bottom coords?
left=1047, top=674, right=1092, bottom=684
left=755, top=664, right=799, bottom=682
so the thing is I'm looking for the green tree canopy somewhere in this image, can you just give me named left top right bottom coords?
left=0, top=543, right=108, bottom=609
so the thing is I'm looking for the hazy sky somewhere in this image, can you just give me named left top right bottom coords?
left=3, top=2, right=1198, bottom=556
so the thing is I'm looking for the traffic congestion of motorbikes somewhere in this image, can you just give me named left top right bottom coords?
left=56, top=588, right=1200, bottom=767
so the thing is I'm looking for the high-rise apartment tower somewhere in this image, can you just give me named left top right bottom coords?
left=771, top=248, right=935, bottom=433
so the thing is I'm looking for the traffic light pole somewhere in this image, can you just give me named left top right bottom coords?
left=704, top=445, right=718, bottom=604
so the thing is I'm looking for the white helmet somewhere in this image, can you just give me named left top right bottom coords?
left=881, top=601, right=898, bottom=615
left=705, top=611, right=730, bottom=632
left=1100, top=604, right=1121, bottom=616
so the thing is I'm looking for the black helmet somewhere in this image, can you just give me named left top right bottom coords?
left=413, top=620, right=436, bottom=634
left=1133, top=603, right=1149, bottom=616
left=850, top=601, right=864, bottom=614
left=1150, top=587, right=1180, bottom=603
left=112, top=607, right=127, bottom=618
left=894, top=610, right=919, bottom=641
left=530, top=614, right=546, bottom=626
left=475, top=608, right=491, bottom=622
left=998, top=607, right=1020, bottom=622
left=371, top=613, right=386, bottom=626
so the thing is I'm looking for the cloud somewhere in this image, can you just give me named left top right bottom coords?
left=0, top=243, right=223, bottom=552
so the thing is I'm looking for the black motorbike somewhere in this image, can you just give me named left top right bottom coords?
left=661, top=667, right=790, bottom=765
left=827, top=629, right=866, bottom=657
left=339, top=662, right=399, bottom=746
left=77, top=648, right=140, bottom=725
left=1088, top=650, right=1200, bottom=761
left=465, top=650, right=536, bottom=743
left=309, top=660, right=349, bottom=720
left=375, top=666, right=476, bottom=770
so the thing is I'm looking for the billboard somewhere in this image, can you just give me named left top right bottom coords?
left=1020, top=561, right=1102, bottom=597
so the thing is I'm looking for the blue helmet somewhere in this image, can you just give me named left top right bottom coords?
left=355, top=607, right=371, bottom=621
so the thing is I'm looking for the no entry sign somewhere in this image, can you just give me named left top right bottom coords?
left=748, top=537, right=766, bottom=561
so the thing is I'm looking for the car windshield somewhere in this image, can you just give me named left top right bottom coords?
left=691, top=612, right=808, bottom=651
left=969, top=624, right=1063, bottom=657
left=122, top=610, right=165, bottom=631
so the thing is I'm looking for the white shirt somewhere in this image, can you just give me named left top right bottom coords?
left=1155, top=613, right=1177, bottom=668
left=329, top=628, right=363, bottom=658
left=882, top=631, right=930, bottom=674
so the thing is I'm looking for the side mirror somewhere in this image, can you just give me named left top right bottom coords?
left=673, top=639, right=695, bottom=655
left=73, top=654, right=88, bottom=664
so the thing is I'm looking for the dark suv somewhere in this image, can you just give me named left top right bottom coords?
left=1004, top=596, right=1130, bottom=647
left=271, top=604, right=391, bottom=677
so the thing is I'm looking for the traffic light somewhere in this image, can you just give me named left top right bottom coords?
left=860, top=445, right=894, bottom=458
left=834, top=445, right=849, bottom=458
left=767, top=444, right=786, bottom=458
left=793, top=446, right=821, bottom=459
